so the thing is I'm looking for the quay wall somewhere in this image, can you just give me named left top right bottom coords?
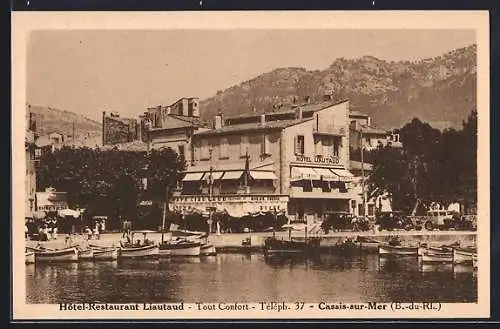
left=26, top=231, right=477, bottom=251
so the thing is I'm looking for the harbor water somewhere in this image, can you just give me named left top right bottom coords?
left=25, top=253, right=477, bottom=304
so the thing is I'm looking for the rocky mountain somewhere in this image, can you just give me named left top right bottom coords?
left=27, top=104, right=102, bottom=145
left=200, top=44, right=477, bottom=129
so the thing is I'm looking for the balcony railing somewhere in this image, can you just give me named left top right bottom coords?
left=172, top=194, right=289, bottom=204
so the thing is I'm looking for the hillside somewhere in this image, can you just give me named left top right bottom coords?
left=200, top=44, right=477, bottom=129
left=27, top=104, right=102, bottom=144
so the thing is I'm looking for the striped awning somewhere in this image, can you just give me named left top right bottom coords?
left=182, top=172, right=205, bottom=182
left=249, top=171, right=277, bottom=180
left=312, top=168, right=338, bottom=180
left=220, top=171, right=244, bottom=180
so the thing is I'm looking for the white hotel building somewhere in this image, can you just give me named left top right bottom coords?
left=166, top=99, right=360, bottom=227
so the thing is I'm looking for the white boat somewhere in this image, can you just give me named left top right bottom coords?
left=25, top=251, right=35, bottom=264
left=452, top=248, right=474, bottom=265
left=159, top=240, right=201, bottom=257
left=35, top=247, right=79, bottom=263
left=421, top=251, right=453, bottom=263
left=379, top=244, right=418, bottom=256
left=77, top=249, right=94, bottom=261
left=200, top=243, right=217, bottom=256
left=93, top=248, right=119, bottom=261
left=417, top=245, right=449, bottom=257
left=119, top=244, right=159, bottom=259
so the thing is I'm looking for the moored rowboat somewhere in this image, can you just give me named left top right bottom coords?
left=35, top=247, right=78, bottom=263
left=77, top=249, right=94, bottom=261
left=160, top=240, right=201, bottom=257
left=453, top=249, right=474, bottom=265
left=119, top=244, right=159, bottom=259
left=200, top=243, right=217, bottom=256
left=421, top=251, right=453, bottom=263
left=93, top=248, right=119, bottom=261
left=378, top=244, right=418, bottom=256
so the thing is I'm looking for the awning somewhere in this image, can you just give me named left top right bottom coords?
left=291, top=167, right=319, bottom=180
left=204, top=171, right=224, bottom=181
left=250, top=171, right=277, bottom=180
left=182, top=172, right=205, bottom=182
left=312, top=168, right=339, bottom=180
left=220, top=171, right=244, bottom=180
left=330, top=168, right=355, bottom=181
left=58, top=208, right=81, bottom=218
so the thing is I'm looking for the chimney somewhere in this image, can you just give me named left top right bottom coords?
left=295, top=107, right=303, bottom=120
left=214, top=110, right=223, bottom=129
left=260, top=114, right=266, bottom=125
left=367, top=116, right=372, bottom=126
left=252, top=106, right=257, bottom=113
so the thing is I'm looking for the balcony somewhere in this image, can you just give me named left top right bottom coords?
left=312, top=124, right=346, bottom=136
left=288, top=186, right=352, bottom=200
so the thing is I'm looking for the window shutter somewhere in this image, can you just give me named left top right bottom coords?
left=240, top=136, right=248, bottom=156
left=294, top=136, right=298, bottom=154
left=220, top=137, right=228, bottom=158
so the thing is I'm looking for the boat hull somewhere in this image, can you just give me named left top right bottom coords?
left=263, top=238, right=319, bottom=257
left=200, top=244, right=217, bottom=256
left=453, top=249, right=474, bottom=265
left=25, top=252, right=35, bottom=264
left=119, top=245, right=159, bottom=259
left=93, top=248, right=118, bottom=261
left=78, top=249, right=94, bottom=261
left=35, top=247, right=78, bottom=263
left=421, top=252, right=453, bottom=263
left=160, top=242, right=201, bottom=257
left=379, top=244, right=418, bottom=256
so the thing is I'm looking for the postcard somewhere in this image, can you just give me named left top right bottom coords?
left=12, top=10, right=490, bottom=320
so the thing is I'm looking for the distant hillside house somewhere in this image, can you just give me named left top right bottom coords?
left=102, top=111, right=138, bottom=146
left=349, top=111, right=402, bottom=151
left=35, top=131, right=65, bottom=157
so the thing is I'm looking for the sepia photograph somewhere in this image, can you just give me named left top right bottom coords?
left=12, top=11, right=490, bottom=320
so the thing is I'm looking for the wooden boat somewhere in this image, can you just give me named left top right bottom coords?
left=421, top=251, right=453, bottom=263
left=35, top=247, right=78, bottom=263
left=263, top=237, right=320, bottom=257
left=25, top=251, right=35, bottom=264
left=119, top=230, right=160, bottom=259
left=200, top=243, right=217, bottom=256
left=453, top=248, right=474, bottom=265
left=356, top=237, right=382, bottom=253
left=378, top=244, right=418, bottom=256
left=417, top=245, right=449, bottom=257
left=93, top=248, right=119, bottom=261
left=77, top=248, right=94, bottom=261
left=159, top=239, right=201, bottom=257
left=119, top=243, right=159, bottom=259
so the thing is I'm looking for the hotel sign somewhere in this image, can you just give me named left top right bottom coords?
left=295, top=155, right=340, bottom=165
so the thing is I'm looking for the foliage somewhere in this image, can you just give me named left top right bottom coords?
left=367, top=111, right=477, bottom=214
left=36, top=146, right=185, bottom=229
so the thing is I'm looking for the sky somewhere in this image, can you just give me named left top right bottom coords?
left=26, top=29, right=476, bottom=122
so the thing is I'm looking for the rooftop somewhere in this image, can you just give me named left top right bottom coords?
left=349, top=110, right=370, bottom=118
left=100, top=140, right=149, bottom=152
left=194, top=117, right=313, bottom=136
left=224, top=99, right=349, bottom=121
left=358, top=124, right=388, bottom=135
left=150, top=115, right=207, bottom=131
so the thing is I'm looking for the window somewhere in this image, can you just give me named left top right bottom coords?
left=178, top=145, right=185, bottom=159
left=220, top=137, right=228, bottom=158
left=333, top=138, right=340, bottom=156
left=240, top=136, right=249, bottom=157
left=294, top=135, right=305, bottom=155
left=322, top=138, right=333, bottom=156
left=261, top=135, right=270, bottom=155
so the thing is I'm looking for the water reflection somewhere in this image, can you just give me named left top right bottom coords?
left=26, top=254, right=477, bottom=304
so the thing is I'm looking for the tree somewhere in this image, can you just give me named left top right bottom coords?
left=36, top=146, right=184, bottom=230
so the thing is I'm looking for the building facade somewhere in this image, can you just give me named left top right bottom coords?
left=171, top=100, right=357, bottom=227
left=349, top=110, right=402, bottom=151
left=102, top=111, right=138, bottom=146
